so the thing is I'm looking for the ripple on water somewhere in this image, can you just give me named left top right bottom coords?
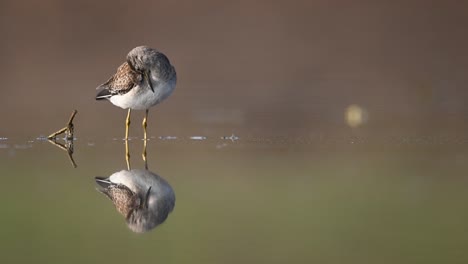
left=14, top=144, right=33, bottom=149
left=221, top=134, right=239, bottom=142
left=190, top=136, right=207, bottom=141
left=159, top=136, right=177, bottom=140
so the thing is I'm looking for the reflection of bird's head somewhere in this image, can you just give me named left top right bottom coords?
left=95, top=169, right=175, bottom=233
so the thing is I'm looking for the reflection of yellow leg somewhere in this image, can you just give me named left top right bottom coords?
left=125, top=139, right=131, bottom=170
left=125, top=109, right=131, bottom=140
left=142, top=109, right=149, bottom=140
left=142, top=139, right=148, bottom=170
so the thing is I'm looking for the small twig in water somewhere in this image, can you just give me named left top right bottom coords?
left=48, top=110, right=78, bottom=140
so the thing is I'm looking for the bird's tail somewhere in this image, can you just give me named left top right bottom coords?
left=95, top=177, right=113, bottom=189
left=95, top=85, right=112, bottom=100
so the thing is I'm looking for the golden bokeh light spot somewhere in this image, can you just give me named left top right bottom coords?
left=345, top=104, right=368, bottom=128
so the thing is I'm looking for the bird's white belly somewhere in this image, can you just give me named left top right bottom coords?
left=109, top=78, right=175, bottom=110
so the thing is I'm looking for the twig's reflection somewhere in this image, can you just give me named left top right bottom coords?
left=47, top=139, right=77, bottom=168
left=96, top=140, right=175, bottom=233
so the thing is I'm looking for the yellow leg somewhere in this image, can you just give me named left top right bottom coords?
left=142, top=109, right=149, bottom=140
left=125, top=109, right=131, bottom=140
left=125, top=139, right=131, bottom=170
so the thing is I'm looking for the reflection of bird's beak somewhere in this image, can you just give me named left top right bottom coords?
left=142, top=187, right=151, bottom=209
left=144, top=71, right=154, bottom=93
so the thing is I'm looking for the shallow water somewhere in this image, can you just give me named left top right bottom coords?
left=1, top=133, right=468, bottom=263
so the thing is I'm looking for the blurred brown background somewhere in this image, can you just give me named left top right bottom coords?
left=2, top=3, right=468, bottom=263
left=1, top=0, right=468, bottom=138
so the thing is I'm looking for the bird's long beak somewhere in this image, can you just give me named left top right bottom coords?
left=144, top=71, right=154, bottom=93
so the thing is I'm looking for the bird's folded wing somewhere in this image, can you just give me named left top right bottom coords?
left=103, top=62, right=142, bottom=95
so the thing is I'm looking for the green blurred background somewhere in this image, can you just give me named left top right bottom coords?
left=1, top=1, right=468, bottom=263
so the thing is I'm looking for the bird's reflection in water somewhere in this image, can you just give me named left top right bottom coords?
left=95, top=140, right=175, bottom=233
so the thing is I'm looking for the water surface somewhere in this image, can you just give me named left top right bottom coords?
left=1, top=133, right=468, bottom=263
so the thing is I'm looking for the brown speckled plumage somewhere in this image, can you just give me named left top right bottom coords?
left=101, top=62, right=142, bottom=96
left=102, top=184, right=140, bottom=218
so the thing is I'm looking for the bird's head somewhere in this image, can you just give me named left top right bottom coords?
left=126, top=46, right=155, bottom=92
